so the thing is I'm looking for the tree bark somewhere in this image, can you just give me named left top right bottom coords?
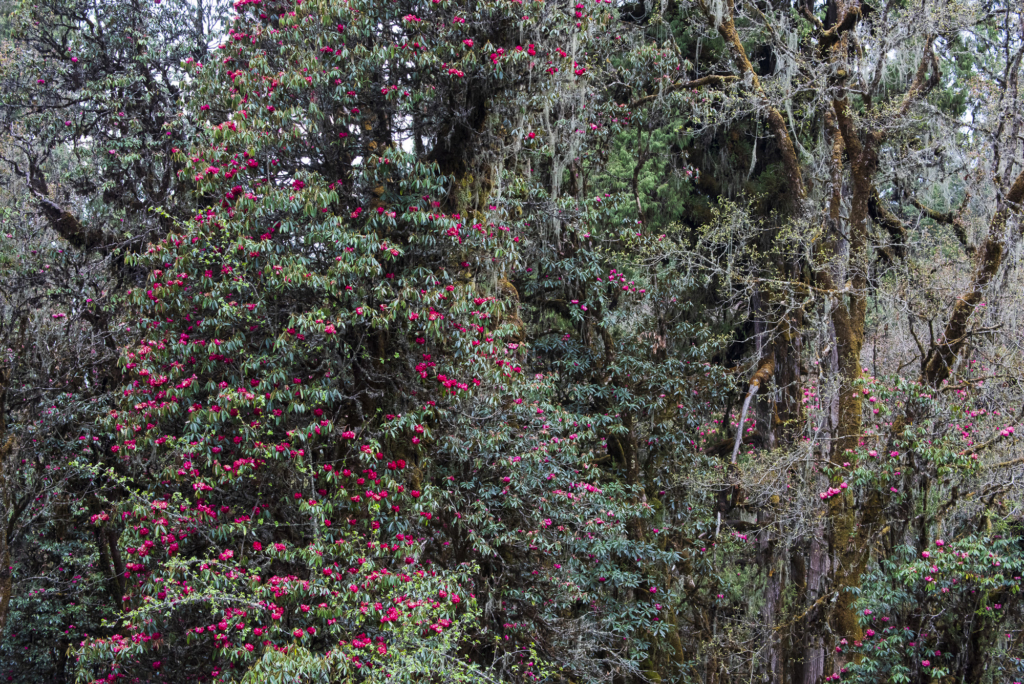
left=817, top=86, right=910, bottom=645
left=25, top=161, right=113, bottom=252
left=922, top=169, right=1024, bottom=387
left=703, top=0, right=804, bottom=200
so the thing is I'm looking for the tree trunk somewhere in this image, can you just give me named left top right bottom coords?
left=820, top=97, right=882, bottom=645
left=708, top=0, right=804, bottom=201
left=922, top=168, right=1024, bottom=386
left=761, top=547, right=783, bottom=683
left=801, top=536, right=829, bottom=684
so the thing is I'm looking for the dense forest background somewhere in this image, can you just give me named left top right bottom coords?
left=0, top=0, right=1022, bottom=681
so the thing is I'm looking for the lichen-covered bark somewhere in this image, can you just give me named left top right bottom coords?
left=922, top=168, right=1024, bottom=387
left=26, top=162, right=113, bottom=253
left=702, top=0, right=804, bottom=201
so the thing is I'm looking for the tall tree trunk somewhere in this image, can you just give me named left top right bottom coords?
left=818, top=96, right=882, bottom=645
left=761, top=542, right=783, bottom=683
left=801, top=536, right=829, bottom=684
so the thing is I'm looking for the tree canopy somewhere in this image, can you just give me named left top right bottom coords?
left=1, top=0, right=1023, bottom=682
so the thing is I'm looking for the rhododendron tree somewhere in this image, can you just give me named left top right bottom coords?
left=76, top=121, right=505, bottom=684
left=844, top=536, right=1024, bottom=684
left=72, top=0, right=685, bottom=680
